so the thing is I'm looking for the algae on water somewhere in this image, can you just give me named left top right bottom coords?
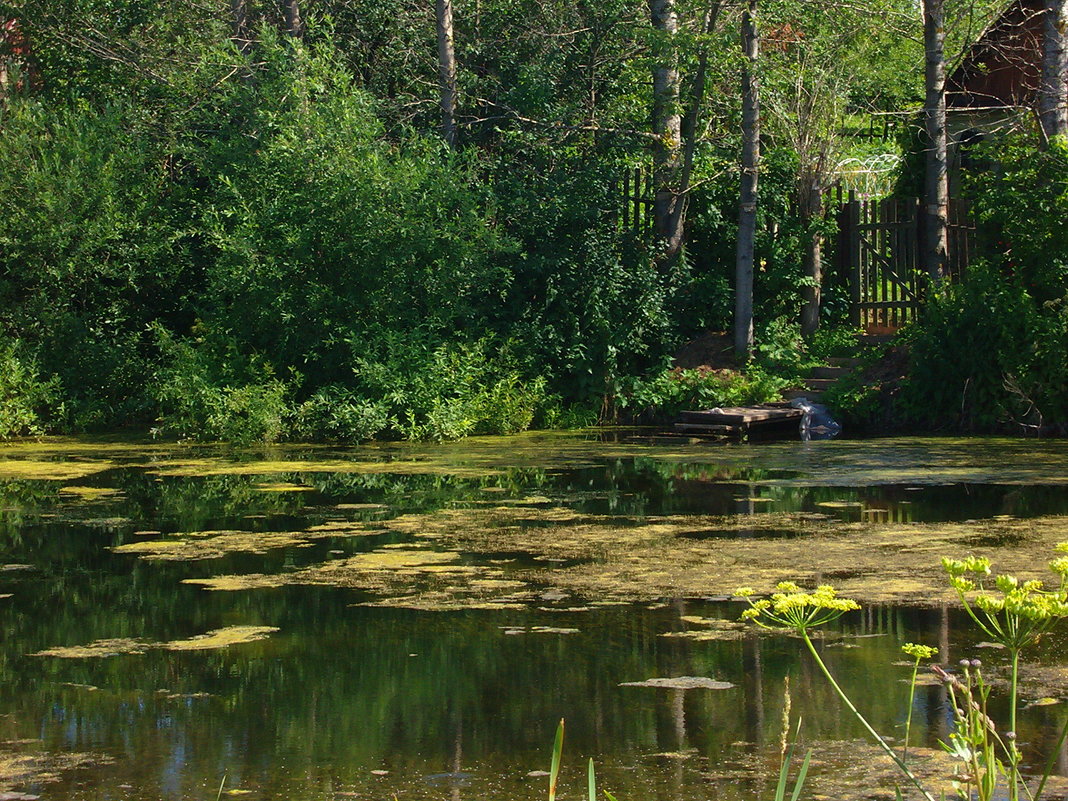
left=31, top=626, right=280, bottom=658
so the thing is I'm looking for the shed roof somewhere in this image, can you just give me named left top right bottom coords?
left=947, top=0, right=1052, bottom=109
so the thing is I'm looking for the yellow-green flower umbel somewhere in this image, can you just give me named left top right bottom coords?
left=942, top=544, right=1068, bottom=653
left=942, top=542, right=1068, bottom=801
left=736, top=582, right=860, bottom=633
left=736, top=582, right=935, bottom=801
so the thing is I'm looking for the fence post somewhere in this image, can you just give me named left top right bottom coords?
left=848, top=190, right=862, bottom=328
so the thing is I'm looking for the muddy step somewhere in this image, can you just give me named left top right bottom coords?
left=809, top=365, right=849, bottom=380
left=782, top=388, right=824, bottom=402
left=827, top=357, right=863, bottom=369
left=803, top=378, right=838, bottom=391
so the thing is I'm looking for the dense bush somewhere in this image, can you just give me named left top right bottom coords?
left=899, top=136, right=1068, bottom=432
left=0, top=342, right=63, bottom=439
left=0, top=101, right=186, bottom=427
left=350, top=337, right=550, bottom=440
left=618, top=365, right=789, bottom=423
left=0, top=6, right=971, bottom=442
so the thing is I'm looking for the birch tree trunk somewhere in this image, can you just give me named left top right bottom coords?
left=799, top=181, right=822, bottom=339
left=436, top=0, right=459, bottom=149
left=231, top=0, right=250, bottom=53
left=923, top=0, right=948, bottom=283
left=649, top=0, right=683, bottom=264
left=1039, top=0, right=1068, bottom=143
left=284, top=0, right=303, bottom=38
left=734, top=0, right=759, bottom=359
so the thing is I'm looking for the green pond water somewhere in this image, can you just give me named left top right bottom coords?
left=0, top=432, right=1067, bottom=801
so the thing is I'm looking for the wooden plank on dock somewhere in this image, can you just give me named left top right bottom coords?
left=679, top=407, right=804, bottom=426
left=673, top=423, right=737, bottom=434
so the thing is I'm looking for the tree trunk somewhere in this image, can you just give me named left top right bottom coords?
left=649, top=0, right=684, bottom=264
left=284, top=0, right=303, bottom=38
left=799, top=181, right=822, bottom=339
left=1039, top=0, right=1068, bottom=143
left=923, top=0, right=948, bottom=283
left=436, top=0, right=459, bottom=148
left=734, top=0, right=759, bottom=359
left=231, top=0, right=250, bottom=53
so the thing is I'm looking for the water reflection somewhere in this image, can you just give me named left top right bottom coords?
left=0, top=437, right=1065, bottom=800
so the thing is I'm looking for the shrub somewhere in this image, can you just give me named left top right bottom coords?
left=0, top=342, right=63, bottom=439
left=618, top=365, right=789, bottom=423
left=0, top=100, right=187, bottom=428
left=353, top=337, right=550, bottom=441
left=153, top=329, right=292, bottom=445
left=897, top=134, right=1068, bottom=432
left=292, top=388, right=390, bottom=444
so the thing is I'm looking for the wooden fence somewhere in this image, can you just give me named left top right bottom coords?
left=832, top=190, right=975, bottom=333
left=613, top=165, right=654, bottom=236
left=611, top=171, right=977, bottom=332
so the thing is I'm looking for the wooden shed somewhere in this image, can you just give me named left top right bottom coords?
left=947, top=0, right=1051, bottom=111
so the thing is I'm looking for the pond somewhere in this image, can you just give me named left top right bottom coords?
left=0, top=431, right=1067, bottom=801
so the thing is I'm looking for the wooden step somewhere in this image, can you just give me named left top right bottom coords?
left=827, top=357, right=863, bottom=368
left=782, top=388, right=824, bottom=401
left=803, top=378, right=838, bottom=391
left=809, top=365, right=848, bottom=379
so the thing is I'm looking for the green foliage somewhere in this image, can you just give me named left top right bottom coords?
left=753, top=319, right=859, bottom=377
left=618, top=365, right=789, bottom=422
left=3, top=0, right=1052, bottom=442
left=189, top=36, right=509, bottom=385
left=0, top=342, right=62, bottom=439
left=489, top=139, right=681, bottom=402
left=353, top=338, right=550, bottom=441
left=0, top=100, right=184, bottom=427
left=153, top=331, right=291, bottom=445
left=755, top=318, right=808, bottom=372
left=900, top=136, right=1068, bottom=432
left=903, top=261, right=1068, bottom=431
left=292, top=389, right=390, bottom=444
left=968, top=136, right=1068, bottom=304
left=154, top=330, right=550, bottom=444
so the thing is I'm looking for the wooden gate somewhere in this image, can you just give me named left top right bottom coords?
left=613, top=166, right=653, bottom=235
left=835, top=191, right=975, bottom=333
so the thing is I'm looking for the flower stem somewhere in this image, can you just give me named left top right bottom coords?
left=1008, top=647, right=1021, bottom=801
left=903, top=657, right=921, bottom=764
left=801, top=631, right=938, bottom=801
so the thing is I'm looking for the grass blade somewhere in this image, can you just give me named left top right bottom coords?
left=549, top=718, right=564, bottom=801
left=790, top=749, right=812, bottom=801
left=588, top=757, right=596, bottom=801
left=775, top=718, right=802, bottom=801
left=1033, top=710, right=1068, bottom=801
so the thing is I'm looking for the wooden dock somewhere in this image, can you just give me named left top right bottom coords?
left=670, top=405, right=804, bottom=440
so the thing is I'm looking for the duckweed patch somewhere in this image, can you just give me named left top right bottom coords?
left=113, top=531, right=314, bottom=560
left=500, top=626, right=580, bottom=635
left=164, top=499, right=1068, bottom=608
left=619, top=677, right=735, bottom=690
left=1019, top=664, right=1068, bottom=698
left=162, top=626, right=279, bottom=650
left=0, top=749, right=110, bottom=792
left=31, top=626, right=279, bottom=658
left=185, top=546, right=540, bottom=610
left=0, top=461, right=117, bottom=481
left=150, top=458, right=505, bottom=480
left=58, top=486, right=124, bottom=499
left=310, top=503, right=1068, bottom=605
